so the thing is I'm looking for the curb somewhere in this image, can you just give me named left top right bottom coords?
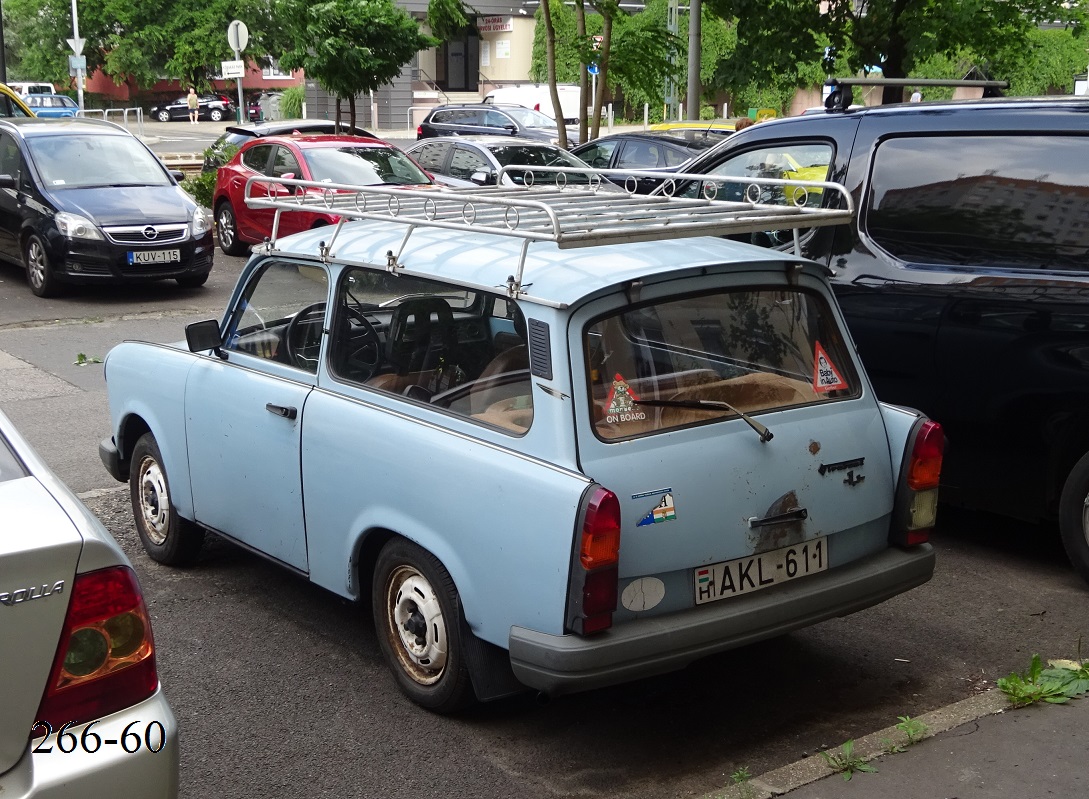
left=700, top=689, right=1010, bottom=799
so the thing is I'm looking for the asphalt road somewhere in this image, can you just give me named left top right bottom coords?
left=2, top=226, right=1088, bottom=798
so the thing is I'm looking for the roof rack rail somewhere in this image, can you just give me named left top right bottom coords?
left=243, top=167, right=854, bottom=298
left=823, top=76, right=1009, bottom=112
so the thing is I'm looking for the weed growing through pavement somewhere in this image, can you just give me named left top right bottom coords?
left=729, top=766, right=755, bottom=799
left=74, top=353, right=103, bottom=365
left=997, top=652, right=1089, bottom=707
left=895, top=715, right=929, bottom=744
left=820, top=740, right=877, bottom=781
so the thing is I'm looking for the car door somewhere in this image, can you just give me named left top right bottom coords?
left=231, top=143, right=275, bottom=241
left=266, top=144, right=308, bottom=236
left=447, top=144, right=492, bottom=183
left=408, top=140, right=452, bottom=174
left=0, top=131, right=27, bottom=263
left=184, top=259, right=332, bottom=571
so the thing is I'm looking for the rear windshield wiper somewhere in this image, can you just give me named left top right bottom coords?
left=634, top=398, right=773, bottom=443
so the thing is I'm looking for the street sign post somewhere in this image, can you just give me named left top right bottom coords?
left=68, top=0, right=85, bottom=110
left=227, top=20, right=249, bottom=122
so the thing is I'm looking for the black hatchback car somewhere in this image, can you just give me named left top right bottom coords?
left=665, top=94, right=1089, bottom=583
left=417, top=103, right=581, bottom=145
left=0, top=117, right=214, bottom=296
left=570, top=131, right=721, bottom=193
left=149, top=94, right=234, bottom=122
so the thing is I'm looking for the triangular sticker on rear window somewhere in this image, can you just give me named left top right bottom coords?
left=812, top=342, right=847, bottom=393
left=604, top=373, right=647, bottom=424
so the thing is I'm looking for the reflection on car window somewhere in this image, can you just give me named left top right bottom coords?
left=26, top=134, right=171, bottom=188
left=303, top=146, right=430, bottom=185
left=586, top=288, right=858, bottom=440
left=448, top=147, right=489, bottom=180
left=410, top=141, right=450, bottom=171
left=503, top=107, right=556, bottom=128
left=867, top=135, right=1089, bottom=271
left=330, top=267, right=533, bottom=434
left=0, top=95, right=31, bottom=118
left=488, top=144, right=594, bottom=185
left=576, top=140, right=618, bottom=168
left=224, top=261, right=331, bottom=373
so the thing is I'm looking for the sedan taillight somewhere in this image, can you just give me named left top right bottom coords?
left=33, top=566, right=158, bottom=733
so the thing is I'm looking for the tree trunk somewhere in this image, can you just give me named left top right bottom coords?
left=575, top=0, right=589, bottom=144
left=348, top=95, right=357, bottom=130
left=540, top=0, right=567, bottom=148
left=880, top=0, right=909, bottom=104
left=335, top=97, right=343, bottom=129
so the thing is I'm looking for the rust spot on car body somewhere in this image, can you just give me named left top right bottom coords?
left=808, top=440, right=821, bottom=455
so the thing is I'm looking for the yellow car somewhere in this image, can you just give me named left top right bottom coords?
left=0, top=83, right=35, bottom=117
left=649, top=118, right=736, bottom=138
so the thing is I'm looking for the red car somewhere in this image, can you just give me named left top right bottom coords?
left=212, top=135, right=434, bottom=256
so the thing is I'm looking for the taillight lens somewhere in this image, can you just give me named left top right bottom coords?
left=416, top=125, right=422, bottom=138
left=568, top=487, right=621, bottom=635
left=33, top=566, right=158, bottom=733
left=907, top=419, right=944, bottom=490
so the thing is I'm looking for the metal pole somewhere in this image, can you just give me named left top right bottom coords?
left=234, top=46, right=244, bottom=123
left=685, top=0, right=701, bottom=120
left=71, top=0, right=84, bottom=110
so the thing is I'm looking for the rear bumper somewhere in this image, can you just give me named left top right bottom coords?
left=509, top=544, right=934, bottom=696
left=1, top=688, right=178, bottom=799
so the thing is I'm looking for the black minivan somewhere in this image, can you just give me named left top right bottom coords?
left=0, top=117, right=213, bottom=296
left=664, top=95, right=1089, bottom=584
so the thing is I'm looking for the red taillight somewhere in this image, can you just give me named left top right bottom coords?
left=533, top=102, right=541, bottom=112
left=907, top=419, right=944, bottom=490
left=33, top=566, right=158, bottom=733
left=568, top=487, right=621, bottom=634
left=415, top=125, right=422, bottom=138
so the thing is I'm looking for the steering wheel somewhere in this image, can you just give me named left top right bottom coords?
left=284, top=302, right=381, bottom=379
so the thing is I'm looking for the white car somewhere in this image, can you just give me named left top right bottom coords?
left=0, top=408, right=178, bottom=797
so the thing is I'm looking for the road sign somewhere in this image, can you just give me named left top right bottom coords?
left=221, top=60, right=246, bottom=79
left=67, top=37, right=85, bottom=56
left=587, top=62, right=599, bottom=75
left=227, top=20, right=249, bottom=52
left=68, top=55, right=87, bottom=76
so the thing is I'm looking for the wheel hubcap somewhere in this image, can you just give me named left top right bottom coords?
left=217, top=210, right=235, bottom=248
left=385, top=566, right=448, bottom=685
left=26, top=240, right=45, bottom=289
left=138, top=457, right=170, bottom=545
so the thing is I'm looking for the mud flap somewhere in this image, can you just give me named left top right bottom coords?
left=459, top=612, right=526, bottom=702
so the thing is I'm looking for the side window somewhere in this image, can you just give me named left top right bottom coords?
left=448, top=147, right=490, bottom=180
left=617, top=141, right=663, bottom=169
left=412, top=141, right=450, bottom=171
left=329, top=268, right=533, bottom=434
left=241, top=144, right=273, bottom=172
left=455, top=109, right=482, bottom=125
left=270, top=146, right=301, bottom=178
left=431, top=110, right=453, bottom=124
left=484, top=110, right=512, bottom=128
left=578, top=140, right=618, bottom=168
left=866, top=134, right=1089, bottom=271
left=0, top=132, right=25, bottom=182
left=660, top=145, right=691, bottom=168
left=223, top=261, right=331, bottom=373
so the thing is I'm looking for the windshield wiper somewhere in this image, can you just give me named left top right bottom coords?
left=634, top=398, right=774, bottom=442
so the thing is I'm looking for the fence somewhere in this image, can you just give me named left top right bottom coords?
left=77, top=107, right=144, bottom=137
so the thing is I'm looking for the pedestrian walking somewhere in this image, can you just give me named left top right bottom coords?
left=187, top=87, right=199, bottom=124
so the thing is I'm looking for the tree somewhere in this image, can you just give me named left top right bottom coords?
left=704, top=0, right=1086, bottom=104
left=276, top=0, right=437, bottom=130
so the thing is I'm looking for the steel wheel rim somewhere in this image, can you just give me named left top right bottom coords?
left=26, top=239, right=46, bottom=289
left=217, top=209, right=235, bottom=249
left=385, top=565, right=448, bottom=685
left=138, top=456, right=170, bottom=545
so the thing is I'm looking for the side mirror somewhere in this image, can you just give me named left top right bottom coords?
left=186, top=319, right=227, bottom=359
left=503, top=124, right=517, bottom=133
left=0, top=174, right=15, bottom=190
left=170, top=170, right=186, bottom=182
left=470, top=170, right=495, bottom=186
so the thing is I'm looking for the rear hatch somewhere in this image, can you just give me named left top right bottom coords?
left=0, top=466, right=82, bottom=774
left=570, top=267, right=896, bottom=620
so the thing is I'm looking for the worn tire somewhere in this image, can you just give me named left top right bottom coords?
left=372, top=538, right=475, bottom=713
left=1059, top=451, right=1089, bottom=586
left=24, top=233, right=59, bottom=297
left=215, top=201, right=248, bottom=256
left=130, top=433, right=205, bottom=566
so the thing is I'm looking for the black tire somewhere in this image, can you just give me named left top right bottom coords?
left=156, top=110, right=171, bottom=122
left=24, top=233, right=59, bottom=297
left=209, top=109, right=224, bottom=122
left=372, top=538, right=475, bottom=713
left=176, top=272, right=210, bottom=288
left=215, top=201, right=248, bottom=256
left=1059, top=451, right=1089, bottom=585
left=130, top=433, right=205, bottom=566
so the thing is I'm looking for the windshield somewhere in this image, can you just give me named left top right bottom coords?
left=27, top=134, right=171, bottom=188
left=503, top=107, right=557, bottom=128
left=586, top=287, right=859, bottom=440
left=489, top=144, right=596, bottom=185
left=302, top=146, right=431, bottom=186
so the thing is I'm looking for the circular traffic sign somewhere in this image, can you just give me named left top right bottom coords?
left=227, top=20, right=249, bottom=52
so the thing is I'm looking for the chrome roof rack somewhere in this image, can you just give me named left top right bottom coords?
left=243, top=167, right=855, bottom=297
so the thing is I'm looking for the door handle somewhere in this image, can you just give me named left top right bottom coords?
left=747, top=507, right=808, bottom=528
left=265, top=403, right=297, bottom=420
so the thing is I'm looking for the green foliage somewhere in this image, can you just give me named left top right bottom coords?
left=704, top=0, right=1084, bottom=104
left=276, top=0, right=437, bottom=113
left=73, top=353, right=103, bottom=366
left=895, top=715, right=929, bottom=744
left=820, top=739, right=877, bottom=781
left=182, top=169, right=217, bottom=210
left=280, top=85, right=304, bottom=119
left=997, top=653, right=1089, bottom=707
left=728, top=766, right=755, bottom=799
left=427, top=0, right=471, bottom=40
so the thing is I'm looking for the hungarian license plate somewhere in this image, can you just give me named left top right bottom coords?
left=128, top=249, right=180, bottom=265
left=695, top=536, right=827, bottom=604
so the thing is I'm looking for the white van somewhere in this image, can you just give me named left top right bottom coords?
left=484, top=83, right=582, bottom=124
left=8, top=81, right=55, bottom=96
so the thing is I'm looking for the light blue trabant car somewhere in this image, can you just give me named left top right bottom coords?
left=99, top=171, right=943, bottom=712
